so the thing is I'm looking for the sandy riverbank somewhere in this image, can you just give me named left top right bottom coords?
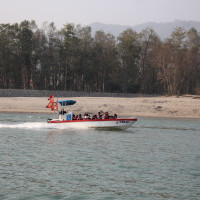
left=0, top=96, right=200, bottom=119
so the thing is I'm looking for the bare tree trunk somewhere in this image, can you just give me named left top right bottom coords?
left=140, top=39, right=149, bottom=92
left=102, top=68, right=105, bottom=92
left=65, top=59, right=68, bottom=90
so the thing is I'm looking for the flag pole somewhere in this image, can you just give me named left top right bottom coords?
left=53, top=94, right=55, bottom=119
left=57, top=98, right=59, bottom=119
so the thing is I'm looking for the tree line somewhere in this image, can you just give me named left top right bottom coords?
left=0, top=20, right=200, bottom=95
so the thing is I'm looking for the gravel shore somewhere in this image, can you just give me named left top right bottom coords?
left=1, top=96, right=200, bottom=119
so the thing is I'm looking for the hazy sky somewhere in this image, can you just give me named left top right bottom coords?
left=0, top=0, right=200, bottom=28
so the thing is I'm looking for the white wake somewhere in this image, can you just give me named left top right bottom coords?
left=0, top=122, right=74, bottom=130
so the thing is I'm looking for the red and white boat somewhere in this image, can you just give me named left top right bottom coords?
left=46, top=95, right=137, bottom=130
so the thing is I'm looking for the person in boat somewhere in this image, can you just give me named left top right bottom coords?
left=97, top=111, right=102, bottom=119
left=104, top=112, right=109, bottom=119
left=77, top=114, right=83, bottom=120
left=84, top=113, right=90, bottom=120
left=60, top=108, right=66, bottom=115
left=72, top=114, right=76, bottom=120
left=108, top=113, right=117, bottom=119
left=92, top=114, right=97, bottom=119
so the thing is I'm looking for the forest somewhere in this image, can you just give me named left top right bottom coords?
left=0, top=20, right=200, bottom=95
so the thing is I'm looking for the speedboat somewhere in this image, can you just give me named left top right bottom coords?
left=46, top=95, right=137, bottom=130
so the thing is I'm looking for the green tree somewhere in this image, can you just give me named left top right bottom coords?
left=0, top=23, right=20, bottom=88
left=74, top=25, right=94, bottom=91
left=185, top=28, right=200, bottom=94
left=118, top=29, right=141, bottom=93
left=18, top=20, right=34, bottom=89
left=138, top=28, right=160, bottom=93
left=93, top=31, right=118, bottom=92
left=60, top=23, right=80, bottom=90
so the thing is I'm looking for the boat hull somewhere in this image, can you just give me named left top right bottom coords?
left=47, top=118, right=137, bottom=130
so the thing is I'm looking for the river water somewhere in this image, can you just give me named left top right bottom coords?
left=0, top=113, right=200, bottom=200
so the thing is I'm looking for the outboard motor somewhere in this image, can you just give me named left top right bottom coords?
left=47, top=118, right=52, bottom=123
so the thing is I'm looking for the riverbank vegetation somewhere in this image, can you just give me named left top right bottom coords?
left=0, top=20, right=200, bottom=95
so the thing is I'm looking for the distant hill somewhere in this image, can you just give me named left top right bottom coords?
left=89, top=20, right=200, bottom=40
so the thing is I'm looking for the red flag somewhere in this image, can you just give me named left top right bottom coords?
left=46, top=94, right=54, bottom=109
left=46, top=102, right=53, bottom=108
left=51, top=101, right=58, bottom=111
left=48, top=94, right=54, bottom=103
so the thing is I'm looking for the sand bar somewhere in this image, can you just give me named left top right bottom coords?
left=0, top=96, right=200, bottom=119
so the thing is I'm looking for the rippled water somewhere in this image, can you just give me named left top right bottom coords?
left=0, top=113, right=200, bottom=200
